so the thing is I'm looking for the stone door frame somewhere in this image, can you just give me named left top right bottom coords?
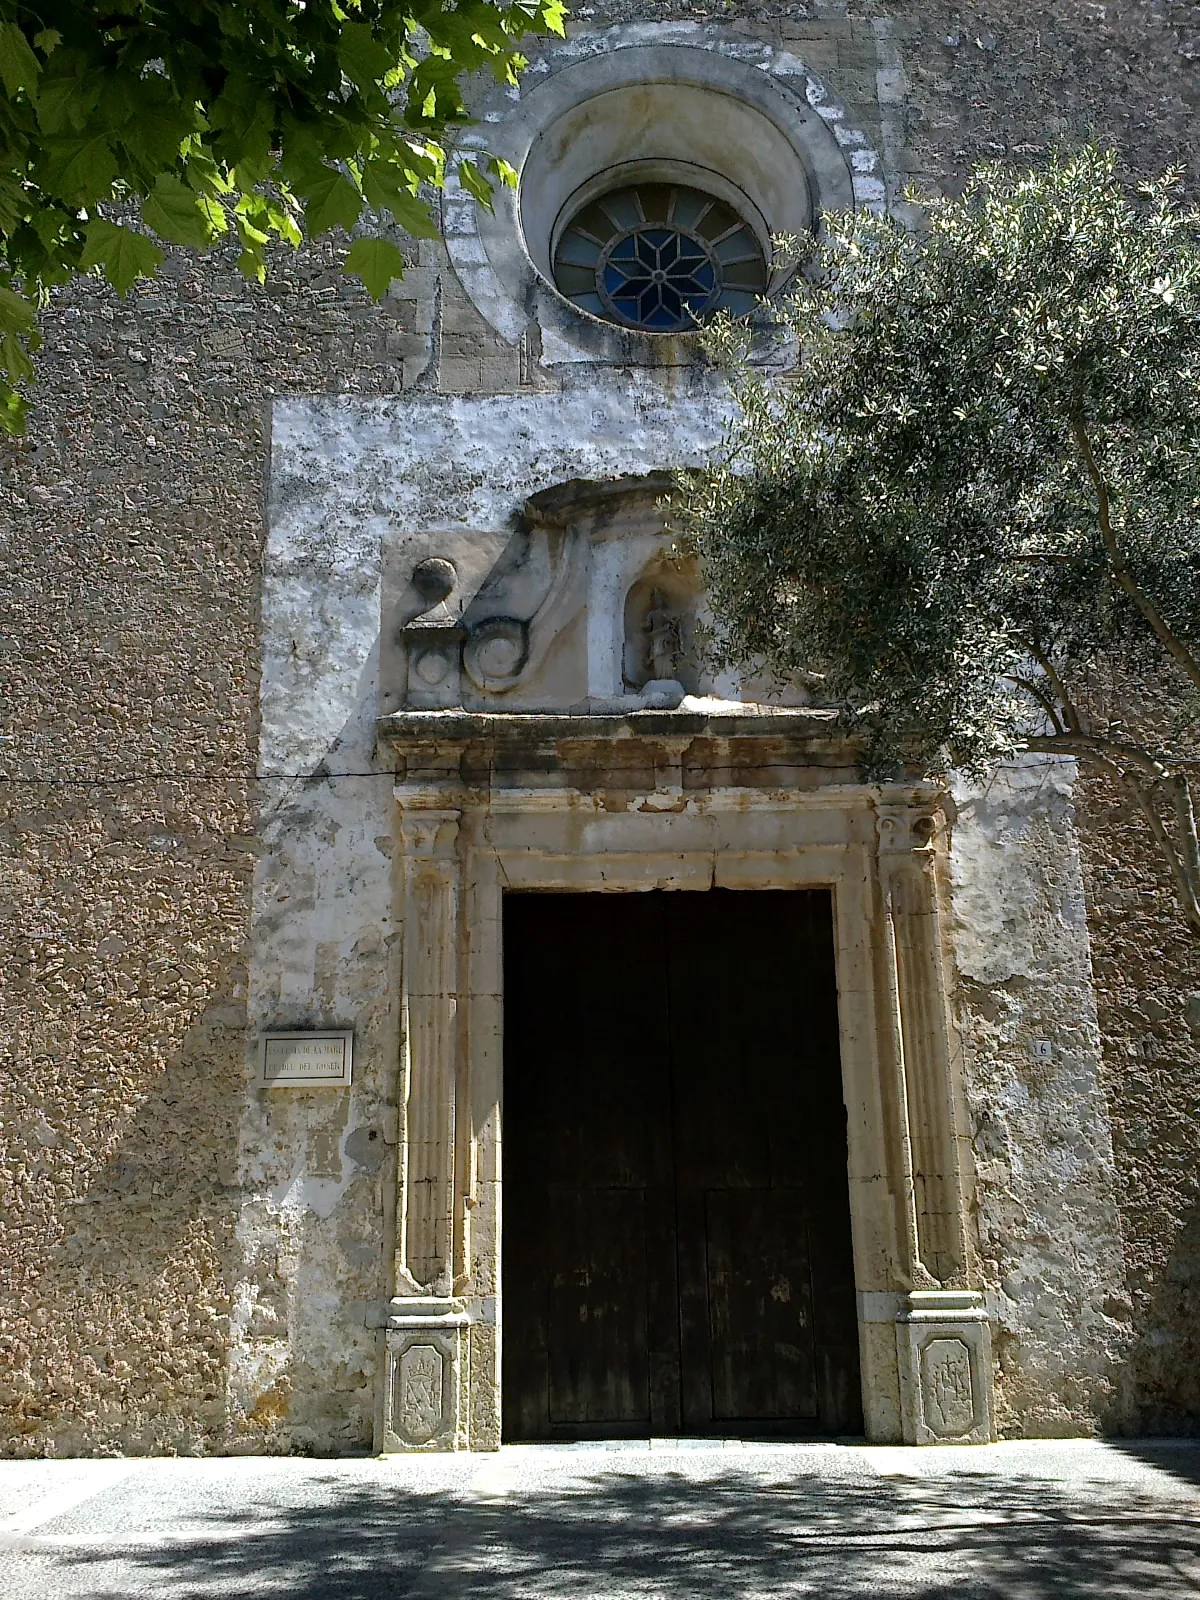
left=374, top=711, right=995, bottom=1449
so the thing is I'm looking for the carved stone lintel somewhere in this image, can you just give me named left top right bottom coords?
left=896, top=1289, right=993, bottom=1444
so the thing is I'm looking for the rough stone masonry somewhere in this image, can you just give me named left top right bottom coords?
left=0, top=0, right=1197, bottom=1457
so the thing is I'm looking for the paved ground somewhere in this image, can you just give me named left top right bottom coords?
left=1, top=1440, right=1198, bottom=1598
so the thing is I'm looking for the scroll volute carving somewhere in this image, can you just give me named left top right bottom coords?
left=460, top=473, right=679, bottom=699
left=460, top=514, right=579, bottom=695
left=401, top=556, right=465, bottom=709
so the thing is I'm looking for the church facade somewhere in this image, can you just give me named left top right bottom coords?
left=2, top=3, right=1198, bottom=1457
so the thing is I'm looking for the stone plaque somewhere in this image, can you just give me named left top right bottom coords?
left=258, top=1030, right=353, bottom=1088
left=920, top=1337, right=976, bottom=1438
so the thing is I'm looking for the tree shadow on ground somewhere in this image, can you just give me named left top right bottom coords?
left=1109, top=1439, right=1200, bottom=1488
left=56, top=1456, right=1200, bottom=1600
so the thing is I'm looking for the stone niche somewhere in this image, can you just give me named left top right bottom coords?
left=373, top=472, right=995, bottom=1451
left=387, top=473, right=728, bottom=715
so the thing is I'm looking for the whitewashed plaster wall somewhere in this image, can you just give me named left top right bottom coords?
left=238, top=372, right=1132, bottom=1447
left=236, top=373, right=729, bottom=1445
left=948, top=761, right=1133, bottom=1434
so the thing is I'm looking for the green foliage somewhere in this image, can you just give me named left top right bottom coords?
left=344, top=233, right=407, bottom=298
left=685, top=145, right=1200, bottom=927
left=0, top=0, right=565, bottom=428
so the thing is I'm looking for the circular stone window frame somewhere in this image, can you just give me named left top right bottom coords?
left=442, top=22, right=885, bottom=367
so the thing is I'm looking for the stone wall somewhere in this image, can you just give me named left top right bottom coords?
left=947, top=763, right=1132, bottom=1437
left=1074, top=772, right=1200, bottom=1435
left=1, top=0, right=1197, bottom=1455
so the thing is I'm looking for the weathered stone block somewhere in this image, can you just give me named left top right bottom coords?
left=375, top=1302, right=470, bottom=1452
left=896, top=1292, right=994, bottom=1444
left=438, top=356, right=483, bottom=393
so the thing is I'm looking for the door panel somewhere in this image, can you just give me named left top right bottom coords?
left=502, top=889, right=862, bottom=1440
left=705, top=1188, right=817, bottom=1421
left=548, top=1188, right=650, bottom=1424
left=503, top=893, right=674, bottom=1440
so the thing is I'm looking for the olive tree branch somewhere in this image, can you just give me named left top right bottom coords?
left=1010, top=674, right=1067, bottom=735
left=1025, top=730, right=1167, bottom=777
left=1020, top=636, right=1086, bottom=736
left=1124, top=773, right=1200, bottom=934
left=1071, top=409, right=1200, bottom=696
left=1169, top=771, right=1200, bottom=918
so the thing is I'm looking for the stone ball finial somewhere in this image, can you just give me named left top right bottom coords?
left=412, top=556, right=457, bottom=606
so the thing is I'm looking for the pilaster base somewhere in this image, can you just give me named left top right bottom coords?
left=896, top=1289, right=993, bottom=1444
left=374, top=1297, right=471, bottom=1452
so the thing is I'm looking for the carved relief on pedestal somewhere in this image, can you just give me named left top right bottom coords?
left=377, top=1309, right=469, bottom=1451
left=896, top=1284, right=993, bottom=1444
left=920, top=1338, right=975, bottom=1437
left=399, top=1342, right=445, bottom=1444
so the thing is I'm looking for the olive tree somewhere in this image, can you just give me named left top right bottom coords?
left=0, top=0, right=565, bottom=430
left=684, top=146, right=1200, bottom=932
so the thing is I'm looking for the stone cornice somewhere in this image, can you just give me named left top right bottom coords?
left=379, top=706, right=848, bottom=746
left=375, top=707, right=944, bottom=798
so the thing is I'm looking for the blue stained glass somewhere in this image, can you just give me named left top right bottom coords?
left=557, top=234, right=602, bottom=268
left=553, top=181, right=767, bottom=332
left=602, top=224, right=721, bottom=329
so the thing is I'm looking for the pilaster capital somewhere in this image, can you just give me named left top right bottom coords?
left=874, top=790, right=944, bottom=863
left=397, top=798, right=462, bottom=859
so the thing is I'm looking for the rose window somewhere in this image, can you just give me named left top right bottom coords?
left=552, top=182, right=768, bottom=332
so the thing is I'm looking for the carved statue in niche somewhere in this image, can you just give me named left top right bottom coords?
left=643, top=588, right=686, bottom=683
left=624, top=566, right=699, bottom=693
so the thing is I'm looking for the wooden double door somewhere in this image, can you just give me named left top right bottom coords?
left=502, top=889, right=862, bottom=1440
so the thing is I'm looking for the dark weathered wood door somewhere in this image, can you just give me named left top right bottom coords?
left=502, top=890, right=862, bottom=1440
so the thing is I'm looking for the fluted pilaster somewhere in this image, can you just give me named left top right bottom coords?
left=876, top=800, right=968, bottom=1288
left=396, top=805, right=462, bottom=1297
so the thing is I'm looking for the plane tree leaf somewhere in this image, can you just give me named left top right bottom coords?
left=345, top=236, right=408, bottom=300
left=79, top=218, right=162, bottom=293
left=0, top=20, right=41, bottom=98
left=142, top=173, right=222, bottom=248
left=0, top=0, right=568, bottom=431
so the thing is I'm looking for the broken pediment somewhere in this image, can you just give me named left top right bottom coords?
left=386, top=473, right=805, bottom=715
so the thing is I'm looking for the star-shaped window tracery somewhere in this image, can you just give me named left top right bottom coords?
left=553, top=182, right=768, bottom=333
